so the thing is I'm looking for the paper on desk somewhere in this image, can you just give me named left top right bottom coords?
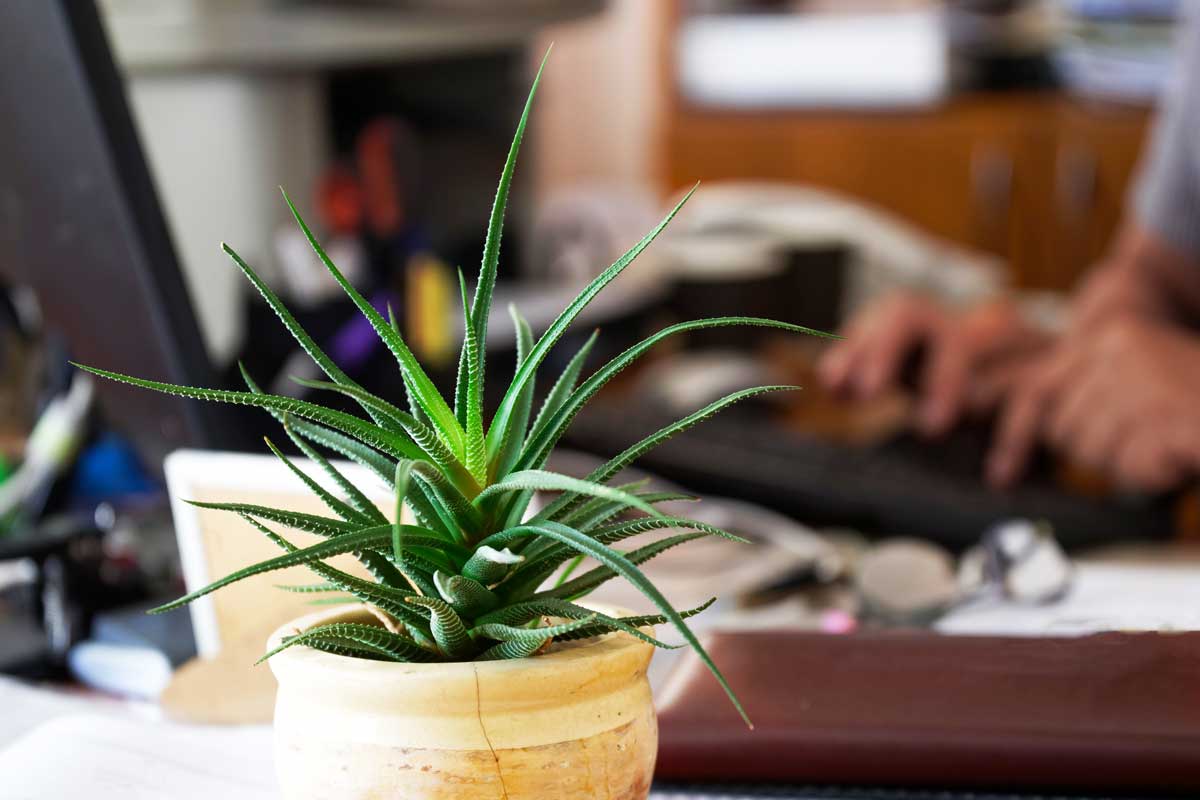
left=0, top=714, right=274, bottom=800
left=0, top=676, right=153, bottom=750
left=937, top=563, right=1200, bottom=637
left=1, top=714, right=785, bottom=800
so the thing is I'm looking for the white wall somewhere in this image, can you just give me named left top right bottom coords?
left=126, top=73, right=326, bottom=364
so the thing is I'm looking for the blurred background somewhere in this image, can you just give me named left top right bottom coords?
left=0, top=0, right=1193, bottom=708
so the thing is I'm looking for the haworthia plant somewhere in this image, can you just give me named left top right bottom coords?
left=74, top=52, right=832, bottom=728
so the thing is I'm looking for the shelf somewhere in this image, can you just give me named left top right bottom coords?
left=101, top=0, right=606, bottom=74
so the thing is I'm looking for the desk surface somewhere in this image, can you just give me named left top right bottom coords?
left=0, top=680, right=1150, bottom=800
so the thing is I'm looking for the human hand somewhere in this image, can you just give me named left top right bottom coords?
left=988, top=316, right=1200, bottom=492
left=818, top=293, right=1046, bottom=436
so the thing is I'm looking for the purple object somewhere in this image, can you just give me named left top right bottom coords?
left=329, top=291, right=396, bottom=370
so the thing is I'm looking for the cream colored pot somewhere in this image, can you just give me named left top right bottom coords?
left=267, top=604, right=658, bottom=800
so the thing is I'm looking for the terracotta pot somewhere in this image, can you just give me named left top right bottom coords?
left=267, top=603, right=658, bottom=799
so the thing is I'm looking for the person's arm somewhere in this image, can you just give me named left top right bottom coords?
left=1070, top=222, right=1200, bottom=333
left=1073, top=7, right=1200, bottom=328
left=987, top=12, right=1200, bottom=489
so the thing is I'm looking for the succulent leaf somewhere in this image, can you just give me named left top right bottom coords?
left=484, top=185, right=698, bottom=464
left=70, top=364, right=424, bottom=463
left=476, top=598, right=682, bottom=650
left=541, top=532, right=709, bottom=601
left=282, top=189, right=466, bottom=459
left=240, top=515, right=427, bottom=628
left=222, top=244, right=392, bottom=430
left=469, top=49, right=549, bottom=384
left=517, top=319, right=832, bottom=472
left=485, top=521, right=751, bottom=724
left=470, top=614, right=596, bottom=644
left=552, top=597, right=718, bottom=643
left=259, top=622, right=437, bottom=664
left=559, top=490, right=698, bottom=534
left=434, top=570, right=499, bottom=618
left=148, top=524, right=431, bottom=614
left=280, top=417, right=388, bottom=526
left=491, top=305, right=537, bottom=483
left=283, top=416, right=395, bottom=484
left=526, top=330, right=597, bottom=448
left=537, top=384, right=799, bottom=522
left=461, top=545, right=523, bottom=585
left=475, top=470, right=666, bottom=520
left=292, top=378, right=479, bottom=496
left=473, top=637, right=547, bottom=661
left=406, top=595, right=474, bottom=659
left=183, top=499, right=356, bottom=539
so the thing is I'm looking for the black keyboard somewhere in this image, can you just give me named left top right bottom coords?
left=566, top=404, right=1175, bottom=551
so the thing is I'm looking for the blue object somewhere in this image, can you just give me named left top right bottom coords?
left=69, top=434, right=159, bottom=504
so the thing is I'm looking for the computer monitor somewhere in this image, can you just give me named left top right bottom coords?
left=0, top=0, right=240, bottom=465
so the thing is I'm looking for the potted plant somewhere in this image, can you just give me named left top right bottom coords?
left=77, top=54, right=825, bottom=799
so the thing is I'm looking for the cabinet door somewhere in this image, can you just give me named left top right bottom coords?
left=1042, top=102, right=1151, bottom=290
left=664, top=99, right=1044, bottom=269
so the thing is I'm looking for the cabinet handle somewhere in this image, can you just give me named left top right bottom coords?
left=1056, top=145, right=1097, bottom=220
left=970, top=145, right=1013, bottom=254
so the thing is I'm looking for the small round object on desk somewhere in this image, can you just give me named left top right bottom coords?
left=856, top=537, right=959, bottom=625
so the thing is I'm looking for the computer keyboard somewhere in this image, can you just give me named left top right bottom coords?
left=566, top=404, right=1175, bottom=550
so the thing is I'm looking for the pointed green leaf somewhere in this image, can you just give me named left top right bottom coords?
left=285, top=417, right=394, bottom=484
left=476, top=470, right=666, bottom=520
left=561, top=490, right=697, bottom=533
left=148, top=524, right=439, bottom=614
left=538, top=385, right=798, bottom=522
left=503, top=516, right=748, bottom=599
left=222, top=244, right=391, bottom=429
left=259, top=622, right=437, bottom=664
left=411, top=461, right=483, bottom=538
left=239, top=514, right=426, bottom=625
left=517, top=319, right=832, bottom=473
left=470, top=48, right=550, bottom=379
left=475, top=597, right=681, bottom=650
left=485, top=184, right=699, bottom=463
left=482, top=521, right=750, bottom=725
left=552, top=598, right=717, bottom=644
left=274, top=582, right=342, bottom=593
left=462, top=286, right=487, bottom=486
left=453, top=267, right=472, bottom=429
left=554, top=555, right=585, bottom=588
left=238, top=367, right=387, bottom=527
left=527, top=329, right=596, bottom=444
left=184, top=499, right=356, bottom=539
left=294, top=378, right=479, bottom=496
left=281, top=189, right=466, bottom=458
left=263, top=437, right=370, bottom=525
left=493, top=306, right=539, bottom=524
left=470, top=614, right=596, bottom=644
left=74, top=363, right=424, bottom=463
left=542, top=532, right=708, bottom=601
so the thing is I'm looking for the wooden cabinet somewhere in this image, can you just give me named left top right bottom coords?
left=661, top=95, right=1152, bottom=290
